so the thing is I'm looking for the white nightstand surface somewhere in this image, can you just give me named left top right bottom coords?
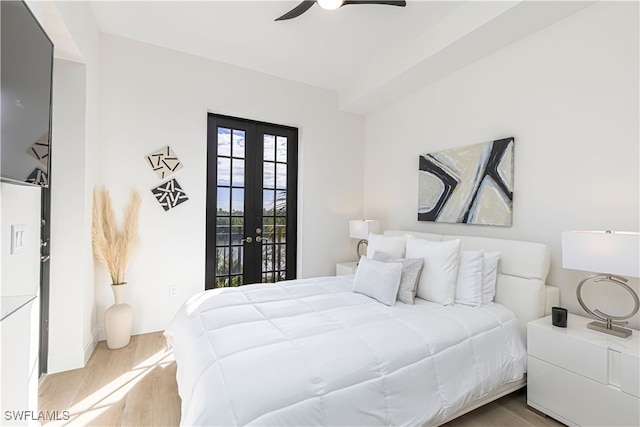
left=527, top=314, right=640, bottom=427
left=529, top=314, right=639, bottom=355
left=336, top=261, right=358, bottom=276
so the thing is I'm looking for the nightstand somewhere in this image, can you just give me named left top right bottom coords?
left=527, top=314, right=639, bottom=427
left=336, top=261, right=358, bottom=276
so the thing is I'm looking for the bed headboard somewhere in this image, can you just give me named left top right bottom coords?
left=384, top=231, right=558, bottom=334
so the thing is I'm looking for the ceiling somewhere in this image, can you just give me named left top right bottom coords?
left=57, top=1, right=594, bottom=114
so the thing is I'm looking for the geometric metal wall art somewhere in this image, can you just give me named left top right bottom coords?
left=25, top=167, right=48, bottom=186
left=145, top=145, right=183, bottom=179
left=26, top=133, right=49, bottom=165
left=418, top=137, right=514, bottom=226
left=151, top=178, right=189, bottom=211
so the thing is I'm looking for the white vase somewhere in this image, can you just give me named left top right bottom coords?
left=105, top=284, right=133, bottom=349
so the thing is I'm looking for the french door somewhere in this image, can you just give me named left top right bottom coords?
left=205, top=114, right=298, bottom=289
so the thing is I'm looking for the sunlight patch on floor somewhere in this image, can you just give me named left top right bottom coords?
left=42, top=348, right=175, bottom=426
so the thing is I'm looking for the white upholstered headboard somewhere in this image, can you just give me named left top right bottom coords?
left=384, top=231, right=559, bottom=334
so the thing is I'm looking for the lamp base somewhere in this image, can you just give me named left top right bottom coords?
left=587, top=321, right=633, bottom=338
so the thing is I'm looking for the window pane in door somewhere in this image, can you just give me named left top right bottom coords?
left=276, top=163, right=287, bottom=190
left=264, top=134, right=275, bottom=161
left=217, top=188, right=230, bottom=213
left=263, top=162, right=275, bottom=189
left=231, top=188, right=244, bottom=216
left=275, top=190, right=286, bottom=215
left=231, top=159, right=245, bottom=186
left=263, top=190, right=275, bottom=215
left=276, top=136, right=287, bottom=162
left=217, top=158, right=230, bottom=186
left=218, top=128, right=231, bottom=156
left=232, top=129, right=245, bottom=158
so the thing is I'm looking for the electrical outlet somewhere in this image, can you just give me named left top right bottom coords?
left=169, top=286, right=177, bottom=297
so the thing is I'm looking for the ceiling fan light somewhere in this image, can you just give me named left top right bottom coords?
left=317, top=0, right=344, bottom=11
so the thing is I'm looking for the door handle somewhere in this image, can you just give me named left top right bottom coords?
left=242, top=237, right=253, bottom=244
left=40, top=255, right=50, bottom=263
left=255, top=236, right=262, bottom=243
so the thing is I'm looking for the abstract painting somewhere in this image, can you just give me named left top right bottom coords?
left=145, top=146, right=183, bottom=179
left=151, top=179, right=189, bottom=211
left=418, top=137, right=514, bottom=226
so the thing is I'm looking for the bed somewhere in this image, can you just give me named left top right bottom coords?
left=165, top=231, right=558, bottom=426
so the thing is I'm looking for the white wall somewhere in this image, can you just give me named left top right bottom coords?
left=45, top=1, right=101, bottom=373
left=0, top=183, right=41, bottom=297
left=96, top=34, right=364, bottom=337
left=363, top=2, right=639, bottom=328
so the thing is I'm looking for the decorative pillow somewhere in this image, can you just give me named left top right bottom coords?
left=405, top=236, right=461, bottom=305
left=372, top=252, right=424, bottom=304
left=366, top=233, right=407, bottom=259
left=454, top=250, right=485, bottom=307
left=352, top=256, right=403, bottom=306
left=482, top=251, right=501, bottom=304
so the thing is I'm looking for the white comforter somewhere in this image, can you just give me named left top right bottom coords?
left=165, top=275, right=526, bottom=426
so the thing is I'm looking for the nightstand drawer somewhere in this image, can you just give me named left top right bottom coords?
left=528, top=323, right=607, bottom=383
left=528, top=356, right=640, bottom=427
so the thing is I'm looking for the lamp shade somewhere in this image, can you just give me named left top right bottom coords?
left=562, top=231, right=640, bottom=278
left=317, top=0, right=343, bottom=10
left=349, top=220, right=380, bottom=240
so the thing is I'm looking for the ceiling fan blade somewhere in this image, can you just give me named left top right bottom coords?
left=342, top=0, right=406, bottom=6
left=275, top=1, right=317, bottom=21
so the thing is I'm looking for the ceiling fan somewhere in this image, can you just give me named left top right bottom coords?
left=275, top=0, right=407, bottom=21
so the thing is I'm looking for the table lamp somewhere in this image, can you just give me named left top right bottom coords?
left=562, top=230, right=640, bottom=338
left=349, top=219, right=380, bottom=259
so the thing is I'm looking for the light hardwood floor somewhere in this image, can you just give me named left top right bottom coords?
left=39, top=332, right=563, bottom=427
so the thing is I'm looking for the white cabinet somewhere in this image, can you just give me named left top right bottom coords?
left=336, top=261, right=358, bottom=276
left=527, top=314, right=639, bottom=427
left=1, top=296, right=39, bottom=426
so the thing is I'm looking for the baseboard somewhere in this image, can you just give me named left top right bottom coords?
left=84, top=328, right=98, bottom=364
left=47, top=329, right=98, bottom=374
left=47, top=347, right=86, bottom=374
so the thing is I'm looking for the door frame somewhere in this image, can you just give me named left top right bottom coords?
left=205, top=113, right=298, bottom=289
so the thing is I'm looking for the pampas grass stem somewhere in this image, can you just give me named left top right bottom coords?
left=92, top=188, right=141, bottom=285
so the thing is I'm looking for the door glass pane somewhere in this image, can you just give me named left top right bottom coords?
left=217, top=158, right=230, bottom=186
left=218, top=128, right=231, bottom=156
left=263, top=162, right=275, bottom=189
left=216, top=217, right=230, bottom=245
left=231, top=247, right=243, bottom=275
left=217, top=188, right=230, bottom=213
left=275, top=220, right=286, bottom=243
left=276, top=136, right=287, bottom=162
left=275, top=190, right=286, bottom=215
left=263, top=217, right=274, bottom=243
left=232, top=130, right=245, bottom=158
left=264, top=134, right=275, bottom=161
left=231, top=188, right=244, bottom=215
left=263, top=190, right=275, bottom=215
left=231, top=221, right=244, bottom=245
left=276, top=163, right=287, bottom=189
left=232, top=159, right=245, bottom=186
left=216, top=247, right=229, bottom=275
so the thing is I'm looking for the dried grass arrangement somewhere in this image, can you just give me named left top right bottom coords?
left=92, top=188, right=141, bottom=285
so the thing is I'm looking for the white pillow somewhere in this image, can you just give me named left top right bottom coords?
left=366, top=233, right=407, bottom=259
left=352, top=256, right=403, bottom=306
left=454, top=250, right=485, bottom=307
left=405, top=236, right=461, bottom=305
left=372, top=252, right=424, bottom=305
left=482, top=251, right=501, bottom=304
